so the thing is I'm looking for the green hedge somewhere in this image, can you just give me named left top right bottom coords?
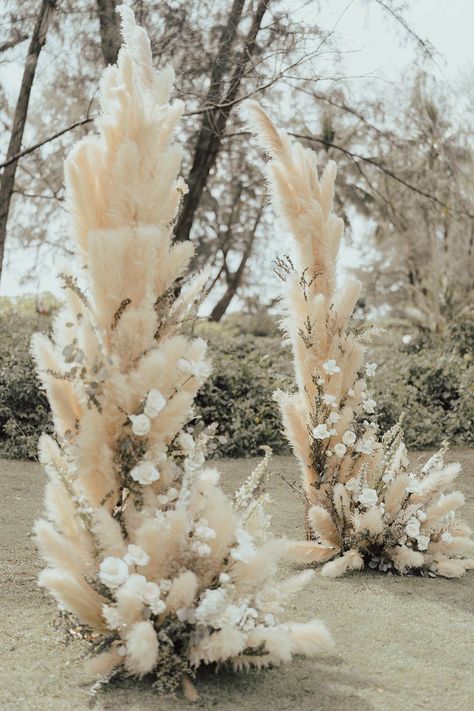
left=0, top=308, right=472, bottom=460
left=0, top=309, right=53, bottom=459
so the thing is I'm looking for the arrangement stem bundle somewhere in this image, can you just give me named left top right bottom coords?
left=32, top=7, right=333, bottom=695
left=245, top=100, right=474, bottom=579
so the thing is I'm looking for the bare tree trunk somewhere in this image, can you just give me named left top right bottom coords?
left=96, top=0, right=121, bottom=66
left=0, top=0, right=57, bottom=285
left=174, top=0, right=269, bottom=246
left=209, top=201, right=263, bottom=321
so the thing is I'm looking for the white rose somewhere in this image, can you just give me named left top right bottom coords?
left=129, top=414, right=151, bottom=437
left=142, top=581, right=162, bottom=607
left=130, top=461, right=160, bottom=485
left=334, top=443, right=347, bottom=457
left=417, top=535, right=430, bottom=551
left=357, top=487, right=378, bottom=508
left=355, top=437, right=375, bottom=455
left=322, top=394, right=337, bottom=407
left=362, top=398, right=376, bottom=414
left=144, top=389, right=166, bottom=418
left=322, top=359, right=341, bottom=375
left=405, top=517, right=421, bottom=538
left=441, top=531, right=453, bottom=544
left=123, top=573, right=148, bottom=596
left=99, top=557, right=129, bottom=589
left=124, top=544, right=150, bottom=567
left=312, top=424, right=334, bottom=440
left=342, top=431, right=357, bottom=446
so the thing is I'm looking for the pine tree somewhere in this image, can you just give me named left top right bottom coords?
left=245, top=100, right=474, bottom=579
left=32, top=7, right=332, bottom=695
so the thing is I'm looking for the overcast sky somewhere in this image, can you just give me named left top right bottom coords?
left=1, top=0, right=473, bottom=299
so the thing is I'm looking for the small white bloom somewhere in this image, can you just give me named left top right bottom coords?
left=357, top=487, right=378, bottom=508
left=417, top=510, right=427, bottom=522
left=179, top=432, right=194, bottom=452
left=231, top=528, right=256, bottom=563
left=362, top=398, right=376, bottom=414
left=316, top=377, right=324, bottom=385
left=176, top=607, right=195, bottom=623
left=441, top=531, right=453, bottom=544
left=402, top=334, right=413, bottom=345
left=345, top=477, right=359, bottom=492
left=323, top=359, right=341, bottom=375
left=144, top=389, right=166, bottom=418
left=342, top=431, right=357, bottom=446
left=117, top=645, right=127, bottom=657
left=328, top=411, right=340, bottom=423
left=191, top=541, right=211, bottom=557
left=347, top=388, right=355, bottom=397
left=334, top=443, right=347, bottom=458
left=124, top=544, right=150, bottom=567
left=102, top=605, right=123, bottom=630
left=417, top=535, right=430, bottom=551
left=129, top=414, right=151, bottom=437
left=219, top=573, right=230, bottom=584
left=200, top=468, right=220, bottom=485
left=327, top=450, right=333, bottom=457
left=195, top=524, right=216, bottom=541
left=264, top=613, right=275, bottom=626
left=405, top=476, right=423, bottom=495
left=123, top=573, right=148, bottom=597
left=405, top=518, right=421, bottom=538
left=130, top=461, right=160, bottom=486
left=99, top=557, right=129, bottom=589
left=365, top=363, right=377, bottom=377
left=322, top=394, right=337, bottom=407
left=150, top=598, right=166, bottom=615
left=160, top=578, right=172, bottom=592
left=355, top=436, right=376, bottom=455
left=312, top=424, right=333, bottom=440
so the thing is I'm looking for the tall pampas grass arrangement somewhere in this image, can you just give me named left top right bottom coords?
left=245, top=101, right=474, bottom=579
left=32, top=8, right=333, bottom=696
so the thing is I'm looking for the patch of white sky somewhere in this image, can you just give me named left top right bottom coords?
left=1, top=0, right=472, bottom=303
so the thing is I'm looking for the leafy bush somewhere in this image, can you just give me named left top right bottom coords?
left=0, top=309, right=53, bottom=459
left=370, top=321, right=474, bottom=449
left=196, top=334, right=292, bottom=457
left=0, top=306, right=472, bottom=459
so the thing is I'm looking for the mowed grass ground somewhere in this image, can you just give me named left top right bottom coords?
left=1, top=451, right=473, bottom=711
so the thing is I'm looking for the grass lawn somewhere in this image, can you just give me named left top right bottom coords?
left=0, top=450, right=472, bottom=711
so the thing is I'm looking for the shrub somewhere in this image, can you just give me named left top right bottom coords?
left=371, top=322, right=474, bottom=449
left=0, top=309, right=53, bottom=459
left=196, top=334, right=292, bottom=457
left=0, top=307, right=472, bottom=459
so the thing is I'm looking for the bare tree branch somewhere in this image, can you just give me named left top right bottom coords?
left=0, top=0, right=57, bottom=283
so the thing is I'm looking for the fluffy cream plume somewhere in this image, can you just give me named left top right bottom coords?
left=33, top=7, right=332, bottom=695
left=246, top=100, right=473, bottom=579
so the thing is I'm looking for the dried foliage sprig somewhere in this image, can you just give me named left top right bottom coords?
left=32, top=7, right=333, bottom=695
left=245, top=100, right=474, bottom=579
